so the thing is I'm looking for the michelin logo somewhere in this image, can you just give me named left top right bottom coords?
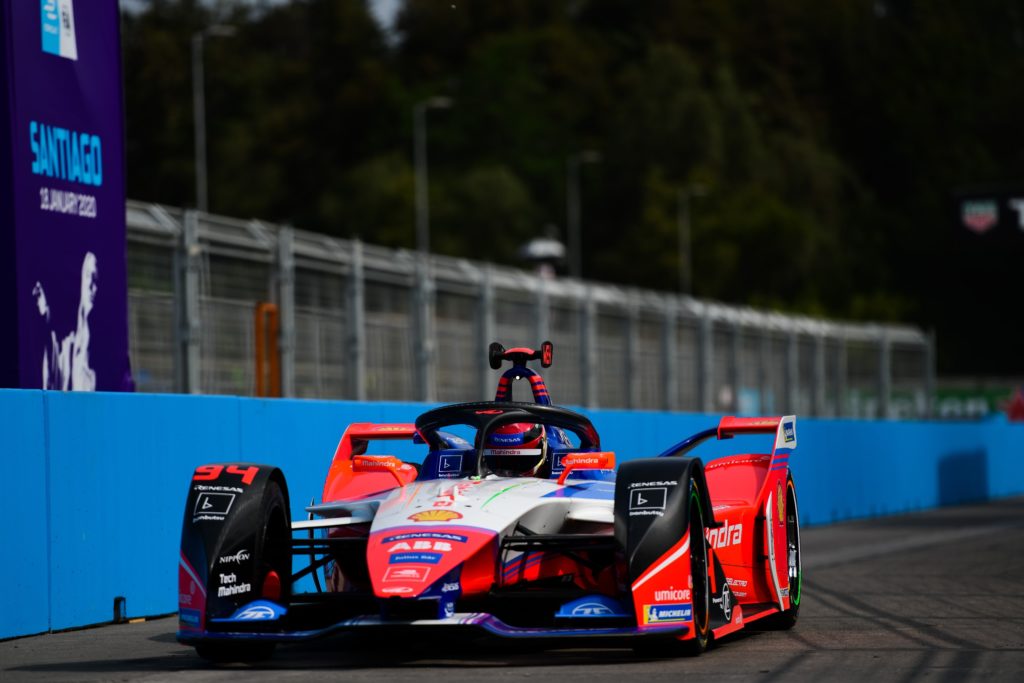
left=41, top=0, right=78, bottom=61
left=644, top=603, right=693, bottom=624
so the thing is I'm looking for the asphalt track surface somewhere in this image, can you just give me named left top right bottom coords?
left=3, top=497, right=1024, bottom=682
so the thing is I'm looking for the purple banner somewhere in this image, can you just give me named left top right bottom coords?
left=1, top=0, right=132, bottom=391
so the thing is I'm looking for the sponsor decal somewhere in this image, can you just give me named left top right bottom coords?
left=706, top=520, right=743, bottom=548
left=193, top=492, right=235, bottom=521
left=381, top=586, right=414, bottom=594
left=178, top=593, right=192, bottom=606
left=962, top=199, right=998, bottom=234
left=780, top=587, right=789, bottom=598
left=483, top=448, right=542, bottom=456
left=725, top=577, right=748, bottom=587
left=234, top=605, right=277, bottom=620
left=713, top=584, right=734, bottom=621
left=382, top=532, right=467, bottom=544
left=783, top=421, right=795, bottom=443
left=408, top=509, right=463, bottom=523
left=643, top=603, right=692, bottom=625
left=384, top=566, right=431, bottom=583
left=193, top=484, right=244, bottom=494
left=389, top=552, right=442, bottom=565
left=179, top=608, right=201, bottom=626
left=629, top=487, right=667, bottom=517
left=654, top=586, right=691, bottom=602
left=218, top=549, right=251, bottom=565
left=628, top=480, right=677, bottom=488
left=40, top=0, right=78, bottom=61
left=217, top=582, right=252, bottom=598
left=571, top=602, right=615, bottom=617
left=552, top=452, right=566, bottom=472
left=440, top=582, right=460, bottom=593
left=438, top=454, right=462, bottom=476
left=442, top=601, right=456, bottom=617
left=387, top=540, right=453, bottom=553
left=777, top=482, right=785, bottom=522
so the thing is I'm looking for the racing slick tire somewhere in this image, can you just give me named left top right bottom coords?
left=622, top=465, right=713, bottom=658
left=181, top=468, right=291, bottom=663
left=759, top=475, right=801, bottom=630
left=678, top=481, right=711, bottom=655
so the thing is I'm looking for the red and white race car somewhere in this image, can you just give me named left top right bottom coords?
left=178, top=343, right=802, bottom=661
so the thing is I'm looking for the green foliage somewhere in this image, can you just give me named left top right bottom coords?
left=121, top=0, right=1024, bottom=372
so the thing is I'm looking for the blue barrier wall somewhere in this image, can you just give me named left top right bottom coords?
left=2, top=389, right=1022, bottom=639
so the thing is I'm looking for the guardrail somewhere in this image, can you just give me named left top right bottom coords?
left=2, top=389, right=1019, bottom=640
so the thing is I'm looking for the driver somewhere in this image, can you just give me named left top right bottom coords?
left=483, top=423, right=548, bottom=477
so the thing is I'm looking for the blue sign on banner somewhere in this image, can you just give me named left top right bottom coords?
left=1, top=0, right=132, bottom=391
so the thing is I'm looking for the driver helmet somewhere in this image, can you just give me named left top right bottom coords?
left=483, top=423, right=548, bottom=477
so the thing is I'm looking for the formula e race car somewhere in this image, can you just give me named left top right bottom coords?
left=177, top=342, right=802, bottom=662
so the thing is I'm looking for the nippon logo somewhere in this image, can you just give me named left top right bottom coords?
left=706, top=520, right=743, bottom=548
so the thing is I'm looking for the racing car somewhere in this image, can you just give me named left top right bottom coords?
left=178, top=342, right=802, bottom=661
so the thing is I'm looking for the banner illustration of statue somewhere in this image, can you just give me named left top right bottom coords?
left=32, top=252, right=98, bottom=391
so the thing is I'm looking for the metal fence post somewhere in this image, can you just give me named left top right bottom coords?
left=879, top=331, right=892, bottom=419
left=536, top=277, right=550, bottom=343
left=275, top=226, right=296, bottom=397
left=699, top=311, right=713, bottom=413
left=758, top=330, right=770, bottom=413
left=786, top=331, right=798, bottom=413
left=729, top=322, right=741, bottom=413
left=663, top=297, right=678, bottom=412
left=349, top=239, right=367, bottom=401
left=814, top=333, right=826, bottom=417
left=479, top=265, right=496, bottom=400
left=181, top=210, right=202, bottom=394
left=836, top=335, right=848, bottom=417
left=414, top=253, right=437, bottom=403
left=581, top=289, right=597, bottom=408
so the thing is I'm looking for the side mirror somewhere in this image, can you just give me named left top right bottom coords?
left=540, top=340, right=553, bottom=368
left=557, top=451, right=615, bottom=486
left=352, top=455, right=406, bottom=487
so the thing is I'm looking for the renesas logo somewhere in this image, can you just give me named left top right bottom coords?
left=706, top=520, right=743, bottom=549
left=30, top=121, right=103, bottom=187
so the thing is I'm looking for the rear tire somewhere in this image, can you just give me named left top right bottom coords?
left=760, top=475, right=801, bottom=630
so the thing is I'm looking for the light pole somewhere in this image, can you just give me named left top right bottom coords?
left=413, top=96, right=453, bottom=255
left=677, top=183, right=707, bottom=295
left=566, top=150, right=601, bottom=279
left=192, top=24, right=235, bottom=213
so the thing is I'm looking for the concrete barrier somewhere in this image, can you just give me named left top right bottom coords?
left=1, top=389, right=1020, bottom=639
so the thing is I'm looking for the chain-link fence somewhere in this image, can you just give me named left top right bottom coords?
left=126, top=200, right=936, bottom=417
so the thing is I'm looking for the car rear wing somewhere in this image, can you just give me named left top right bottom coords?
left=717, top=414, right=797, bottom=469
left=331, top=423, right=419, bottom=463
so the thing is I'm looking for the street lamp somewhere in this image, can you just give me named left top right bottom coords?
left=413, top=96, right=453, bottom=254
left=677, top=183, right=707, bottom=295
left=192, top=24, right=236, bottom=213
left=566, top=150, right=601, bottom=279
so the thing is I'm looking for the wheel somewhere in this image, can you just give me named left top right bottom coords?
left=678, top=480, right=711, bottom=655
left=196, top=479, right=290, bottom=663
left=760, top=475, right=801, bottom=630
left=634, top=478, right=710, bottom=658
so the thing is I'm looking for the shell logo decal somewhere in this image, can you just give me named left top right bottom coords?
left=408, top=509, right=463, bottom=523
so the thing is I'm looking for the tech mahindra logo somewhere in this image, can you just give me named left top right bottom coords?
left=706, top=520, right=743, bottom=548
